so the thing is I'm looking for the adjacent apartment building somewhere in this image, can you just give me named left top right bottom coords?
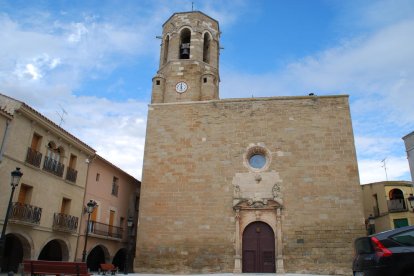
left=75, top=155, right=140, bottom=273
left=361, top=181, right=414, bottom=233
left=0, top=94, right=141, bottom=273
left=0, top=93, right=95, bottom=272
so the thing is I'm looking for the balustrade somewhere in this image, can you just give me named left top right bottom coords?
left=10, top=202, right=42, bottom=224
left=26, top=147, right=42, bottom=167
left=53, top=213, right=79, bottom=232
left=43, top=156, right=64, bottom=177
left=89, top=221, right=123, bottom=239
left=66, top=167, right=78, bottom=183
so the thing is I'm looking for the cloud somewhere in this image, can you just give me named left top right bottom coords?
left=13, top=54, right=61, bottom=81
left=358, top=157, right=410, bottom=184
left=355, top=136, right=403, bottom=158
left=37, top=95, right=148, bottom=179
left=0, top=12, right=159, bottom=99
left=67, top=22, right=89, bottom=43
left=337, top=0, right=414, bottom=31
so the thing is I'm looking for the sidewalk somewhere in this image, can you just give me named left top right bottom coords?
left=0, top=273, right=335, bottom=276
left=90, top=274, right=334, bottom=276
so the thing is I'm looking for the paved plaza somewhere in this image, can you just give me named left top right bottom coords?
left=1, top=273, right=336, bottom=276
left=94, top=273, right=329, bottom=276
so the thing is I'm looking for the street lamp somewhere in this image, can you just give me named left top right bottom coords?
left=82, top=200, right=97, bottom=262
left=407, top=194, right=414, bottom=210
left=124, top=216, right=134, bottom=274
left=368, top=214, right=375, bottom=235
left=0, top=168, right=23, bottom=270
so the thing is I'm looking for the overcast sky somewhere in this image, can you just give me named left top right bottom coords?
left=1, top=0, right=413, bottom=183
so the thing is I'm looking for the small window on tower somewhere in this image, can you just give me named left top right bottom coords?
left=203, top=77, right=207, bottom=83
left=156, top=80, right=160, bottom=85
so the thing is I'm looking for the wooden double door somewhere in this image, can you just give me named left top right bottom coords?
left=242, top=221, right=275, bottom=273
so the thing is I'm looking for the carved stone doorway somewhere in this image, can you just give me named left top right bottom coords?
left=242, top=221, right=275, bottom=273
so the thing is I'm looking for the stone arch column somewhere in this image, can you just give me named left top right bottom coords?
left=233, top=208, right=241, bottom=273
left=275, top=207, right=285, bottom=274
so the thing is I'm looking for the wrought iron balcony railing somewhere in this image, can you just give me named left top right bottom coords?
left=9, top=202, right=42, bottom=224
left=65, top=167, right=78, bottom=183
left=387, top=199, right=408, bottom=212
left=26, top=147, right=42, bottom=168
left=88, top=221, right=123, bottom=239
left=53, top=213, right=79, bottom=232
left=43, top=156, right=64, bottom=177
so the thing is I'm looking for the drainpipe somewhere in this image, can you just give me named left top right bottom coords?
left=0, top=120, right=11, bottom=163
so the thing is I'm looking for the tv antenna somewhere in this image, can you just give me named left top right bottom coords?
left=56, top=104, right=68, bottom=127
left=381, top=158, right=388, bottom=181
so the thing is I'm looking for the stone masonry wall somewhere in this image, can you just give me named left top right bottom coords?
left=135, top=95, right=365, bottom=274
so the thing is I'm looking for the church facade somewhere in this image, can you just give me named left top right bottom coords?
left=135, top=11, right=365, bottom=275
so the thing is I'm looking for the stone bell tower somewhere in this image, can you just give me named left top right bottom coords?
left=151, top=11, right=220, bottom=103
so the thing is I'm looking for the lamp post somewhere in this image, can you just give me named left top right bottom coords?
left=82, top=200, right=97, bottom=262
left=124, top=216, right=134, bottom=274
left=368, top=214, right=375, bottom=235
left=408, top=194, right=414, bottom=210
left=0, top=168, right=23, bottom=271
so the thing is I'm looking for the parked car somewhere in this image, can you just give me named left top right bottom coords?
left=353, top=225, right=414, bottom=276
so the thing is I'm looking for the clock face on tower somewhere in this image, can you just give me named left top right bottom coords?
left=175, top=81, right=188, bottom=93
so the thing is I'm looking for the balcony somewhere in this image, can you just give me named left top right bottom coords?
left=9, top=202, right=42, bottom=225
left=53, top=213, right=79, bottom=232
left=43, top=156, right=64, bottom=177
left=65, top=167, right=78, bottom=183
left=26, top=147, right=42, bottom=168
left=89, top=221, right=123, bottom=239
left=387, top=199, right=408, bottom=213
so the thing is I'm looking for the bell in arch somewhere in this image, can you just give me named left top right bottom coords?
left=180, top=43, right=190, bottom=59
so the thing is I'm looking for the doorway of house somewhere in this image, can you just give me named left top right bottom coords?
left=242, top=221, right=275, bottom=273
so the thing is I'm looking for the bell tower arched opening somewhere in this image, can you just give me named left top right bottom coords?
left=179, top=28, right=191, bottom=59
left=162, top=35, right=169, bottom=65
left=203, top=32, right=211, bottom=63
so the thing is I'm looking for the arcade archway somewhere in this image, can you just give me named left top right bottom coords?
left=112, top=248, right=126, bottom=271
left=87, top=245, right=108, bottom=272
left=0, top=233, right=30, bottom=273
left=38, top=239, right=69, bottom=261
